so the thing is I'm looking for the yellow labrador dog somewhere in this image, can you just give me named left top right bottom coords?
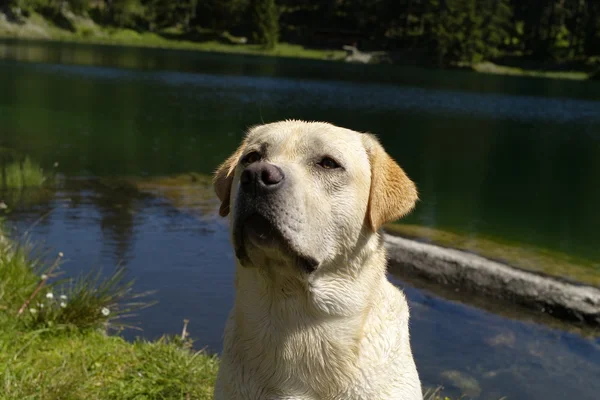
left=213, top=120, right=422, bottom=399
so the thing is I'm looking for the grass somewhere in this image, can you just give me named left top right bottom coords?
left=472, top=61, right=589, bottom=80
left=0, top=330, right=219, bottom=400
left=0, top=149, right=55, bottom=212
left=0, top=227, right=219, bottom=400
left=2, top=157, right=46, bottom=190
left=1, top=147, right=46, bottom=190
left=0, top=11, right=345, bottom=61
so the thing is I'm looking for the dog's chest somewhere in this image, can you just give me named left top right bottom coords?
left=219, top=270, right=418, bottom=399
left=227, top=309, right=364, bottom=398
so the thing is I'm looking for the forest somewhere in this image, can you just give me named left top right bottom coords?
left=1, top=0, right=599, bottom=69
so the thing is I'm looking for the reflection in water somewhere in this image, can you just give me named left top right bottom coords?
left=3, top=178, right=600, bottom=400
left=87, top=181, right=142, bottom=266
left=1, top=59, right=599, bottom=267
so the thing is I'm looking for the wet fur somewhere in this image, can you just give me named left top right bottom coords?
left=213, top=120, right=422, bottom=399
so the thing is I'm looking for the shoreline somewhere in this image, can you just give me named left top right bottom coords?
left=0, top=12, right=592, bottom=81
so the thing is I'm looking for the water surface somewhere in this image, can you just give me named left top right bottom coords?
left=1, top=40, right=600, bottom=399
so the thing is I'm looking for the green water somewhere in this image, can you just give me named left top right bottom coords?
left=1, top=39, right=599, bottom=269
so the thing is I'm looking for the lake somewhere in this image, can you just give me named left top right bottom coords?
left=1, top=39, right=600, bottom=399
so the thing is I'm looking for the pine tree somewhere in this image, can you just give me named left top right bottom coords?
left=428, top=0, right=485, bottom=66
left=109, top=0, right=141, bottom=28
left=480, top=0, right=513, bottom=59
left=249, top=0, right=279, bottom=50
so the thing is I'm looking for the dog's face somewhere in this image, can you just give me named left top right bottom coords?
left=214, top=121, right=417, bottom=274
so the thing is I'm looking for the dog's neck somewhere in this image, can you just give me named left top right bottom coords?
left=232, top=232, right=386, bottom=328
left=224, top=232, right=409, bottom=397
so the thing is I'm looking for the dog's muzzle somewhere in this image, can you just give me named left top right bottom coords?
left=233, top=162, right=318, bottom=273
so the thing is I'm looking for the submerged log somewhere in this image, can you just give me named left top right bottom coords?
left=384, top=234, right=600, bottom=327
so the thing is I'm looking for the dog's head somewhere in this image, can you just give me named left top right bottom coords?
left=214, top=120, right=417, bottom=274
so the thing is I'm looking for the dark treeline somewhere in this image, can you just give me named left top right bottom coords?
left=1, top=0, right=599, bottom=67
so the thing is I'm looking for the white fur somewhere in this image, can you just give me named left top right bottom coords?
left=214, top=121, right=422, bottom=400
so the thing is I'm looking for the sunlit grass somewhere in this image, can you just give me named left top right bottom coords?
left=0, top=148, right=54, bottom=210
left=473, top=61, right=589, bottom=80
left=59, top=34, right=345, bottom=60
left=0, top=227, right=155, bottom=332
left=2, top=157, right=46, bottom=189
left=0, top=11, right=345, bottom=62
left=0, top=227, right=218, bottom=399
left=0, top=328, right=219, bottom=400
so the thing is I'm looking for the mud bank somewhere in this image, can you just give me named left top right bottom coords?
left=384, top=234, right=600, bottom=326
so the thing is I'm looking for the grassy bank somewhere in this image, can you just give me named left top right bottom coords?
left=0, top=228, right=219, bottom=399
left=0, top=11, right=344, bottom=61
left=1, top=11, right=594, bottom=80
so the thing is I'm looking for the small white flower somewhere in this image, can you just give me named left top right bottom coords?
left=0, top=201, right=7, bottom=210
left=53, top=162, right=59, bottom=167
left=41, top=274, right=48, bottom=280
left=58, top=252, right=64, bottom=258
left=46, top=292, right=54, bottom=300
left=101, top=307, right=110, bottom=316
left=60, top=295, right=67, bottom=300
left=29, top=308, right=37, bottom=314
left=39, top=303, right=44, bottom=308
left=60, top=302, right=67, bottom=308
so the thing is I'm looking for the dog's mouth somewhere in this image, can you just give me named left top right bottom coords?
left=234, top=213, right=318, bottom=273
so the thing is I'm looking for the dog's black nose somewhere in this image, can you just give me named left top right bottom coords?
left=240, top=162, right=285, bottom=193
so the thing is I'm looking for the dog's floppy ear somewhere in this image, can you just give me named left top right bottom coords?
left=362, top=134, right=418, bottom=231
left=213, top=145, right=245, bottom=217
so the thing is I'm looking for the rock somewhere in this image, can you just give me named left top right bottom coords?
left=342, top=45, right=374, bottom=64
left=440, top=370, right=482, bottom=398
left=221, top=32, right=248, bottom=45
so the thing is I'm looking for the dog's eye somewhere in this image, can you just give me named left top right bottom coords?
left=242, top=151, right=261, bottom=164
left=318, top=157, right=341, bottom=169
